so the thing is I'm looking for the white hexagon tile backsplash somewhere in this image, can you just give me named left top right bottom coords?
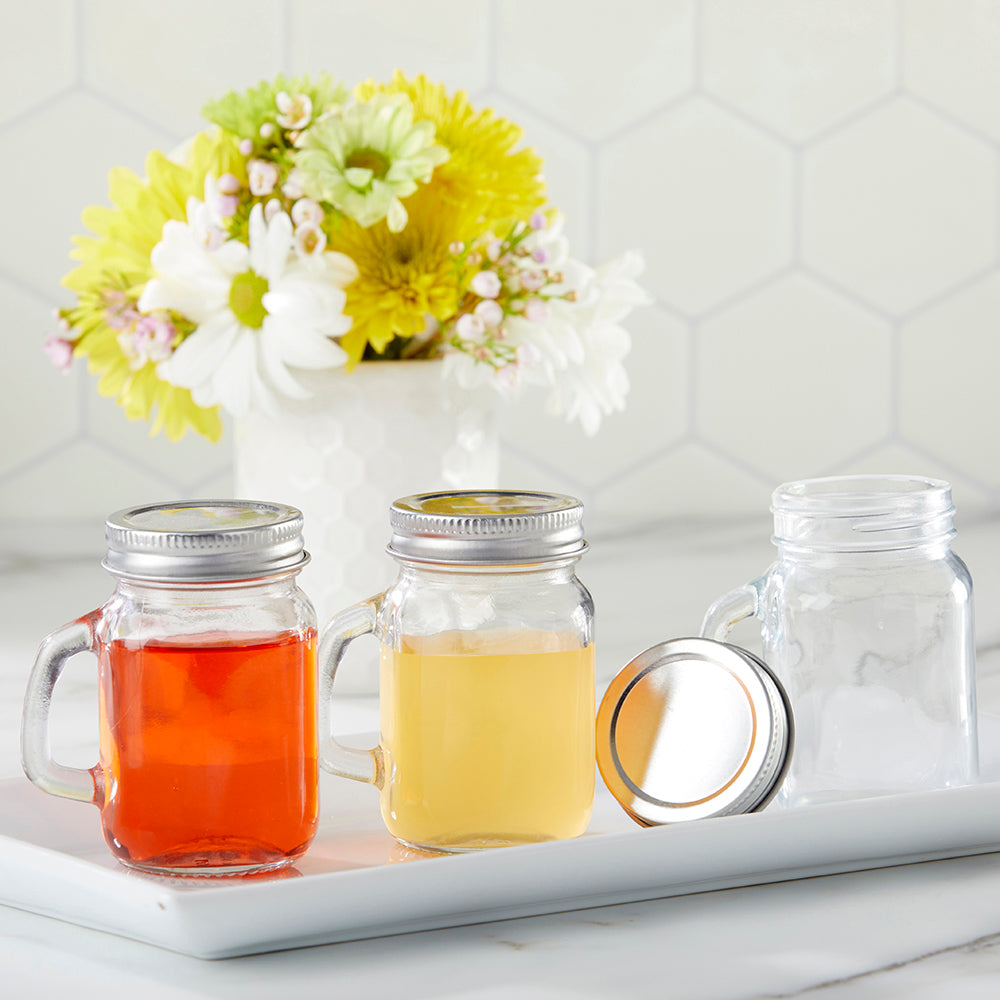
left=3, top=0, right=1000, bottom=535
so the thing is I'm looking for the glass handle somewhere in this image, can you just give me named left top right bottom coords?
left=700, top=581, right=762, bottom=643
left=21, top=617, right=103, bottom=805
left=318, top=598, right=384, bottom=788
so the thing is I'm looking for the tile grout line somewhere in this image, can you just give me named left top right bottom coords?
left=790, top=147, right=803, bottom=267
left=691, top=0, right=703, bottom=90
left=888, top=322, right=901, bottom=439
left=586, top=148, right=601, bottom=264
left=74, top=0, right=86, bottom=85
left=892, top=0, right=904, bottom=92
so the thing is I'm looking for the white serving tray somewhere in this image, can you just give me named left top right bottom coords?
left=4, top=761, right=1000, bottom=959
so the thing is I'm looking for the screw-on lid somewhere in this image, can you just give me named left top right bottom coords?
left=103, top=500, right=309, bottom=582
left=387, top=491, right=587, bottom=564
left=597, top=638, right=793, bottom=825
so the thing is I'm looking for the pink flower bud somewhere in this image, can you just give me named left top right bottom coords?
left=294, top=222, right=326, bottom=256
left=217, top=173, right=241, bottom=195
left=239, top=138, right=254, bottom=156
left=474, top=299, right=504, bottom=328
left=532, top=248, right=549, bottom=264
left=291, top=197, right=324, bottom=226
left=529, top=211, right=547, bottom=231
left=470, top=270, right=502, bottom=299
left=103, top=303, right=130, bottom=330
left=215, top=194, right=239, bottom=218
left=259, top=122, right=276, bottom=140
left=249, top=159, right=279, bottom=197
left=149, top=316, right=177, bottom=352
left=276, top=91, right=313, bottom=130
left=520, top=270, right=546, bottom=292
left=456, top=313, right=487, bottom=342
left=44, top=335, right=74, bottom=373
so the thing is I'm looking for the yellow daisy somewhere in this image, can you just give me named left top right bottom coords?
left=62, top=130, right=245, bottom=441
left=328, top=185, right=466, bottom=366
left=354, top=72, right=546, bottom=232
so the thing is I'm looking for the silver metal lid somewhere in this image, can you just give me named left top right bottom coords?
left=103, top=500, right=309, bottom=582
left=387, top=491, right=587, bottom=564
left=597, top=638, right=793, bottom=825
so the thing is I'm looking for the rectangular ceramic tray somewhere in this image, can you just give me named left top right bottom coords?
left=4, top=762, right=1000, bottom=959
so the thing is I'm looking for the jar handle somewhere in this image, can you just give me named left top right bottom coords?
left=318, top=598, right=384, bottom=788
left=21, top=616, right=104, bottom=806
left=700, top=576, right=767, bottom=642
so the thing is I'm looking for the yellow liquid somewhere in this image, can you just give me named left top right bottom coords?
left=379, top=630, right=595, bottom=852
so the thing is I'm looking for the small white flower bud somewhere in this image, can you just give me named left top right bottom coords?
left=474, top=299, right=504, bottom=328
left=456, top=312, right=487, bottom=342
left=471, top=270, right=502, bottom=299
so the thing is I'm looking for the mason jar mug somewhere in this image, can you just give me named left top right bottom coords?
left=21, top=500, right=319, bottom=876
left=320, top=491, right=596, bottom=853
left=701, top=476, right=978, bottom=808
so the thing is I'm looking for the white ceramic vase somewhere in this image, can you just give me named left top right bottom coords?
left=233, top=360, right=498, bottom=690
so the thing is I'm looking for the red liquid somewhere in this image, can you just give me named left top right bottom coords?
left=97, top=630, right=318, bottom=874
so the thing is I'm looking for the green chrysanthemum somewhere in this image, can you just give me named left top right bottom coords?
left=355, top=72, right=546, bottom=233
left=62, top=129, right=246, bottom=441
left=295, top=93, right=449, bottom=232
left=202, top=72, right=347, bottom=142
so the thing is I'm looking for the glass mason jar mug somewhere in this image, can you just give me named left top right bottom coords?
left=701, top=476, right=978, bottom=808
left=21, top=501, right=319, bottom=876
left=320, top=491, right=596, bottom=853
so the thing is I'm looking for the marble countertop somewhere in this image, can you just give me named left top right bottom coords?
left=4, top=513, right=1000, bottom=998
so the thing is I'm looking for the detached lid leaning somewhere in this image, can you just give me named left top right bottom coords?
left=597, top=638, right=793, bottom=825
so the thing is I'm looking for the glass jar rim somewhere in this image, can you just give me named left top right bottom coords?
left=772, top=475, right=953, bottom=516
left=771, top=475, right=955, bottom=552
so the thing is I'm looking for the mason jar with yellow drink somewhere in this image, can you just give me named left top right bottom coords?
left=319, top=491, right=595, bottom=852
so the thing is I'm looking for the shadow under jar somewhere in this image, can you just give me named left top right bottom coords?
left=21, top=501, right=319, bottom=876
left=320, top=491, right=595, bottom=853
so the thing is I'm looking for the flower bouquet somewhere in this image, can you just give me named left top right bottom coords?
left=47, top=71, right=649, bottom=440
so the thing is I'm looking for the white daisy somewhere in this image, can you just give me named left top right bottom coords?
left=447, top=243, right=649, bottom=434
left=539, top=251, right=650, bottom=434
left=139, top=201, right=358, bottom=418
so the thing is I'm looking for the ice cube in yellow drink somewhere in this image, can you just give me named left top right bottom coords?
left=378, top=629, right=595, bottom=852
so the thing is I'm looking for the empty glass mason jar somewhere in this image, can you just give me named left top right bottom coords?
left=320, top=491, right=596, bottom=853
left=701, top=476, right=978, bottom=808
left=21, top=501, right=319, bottom=876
